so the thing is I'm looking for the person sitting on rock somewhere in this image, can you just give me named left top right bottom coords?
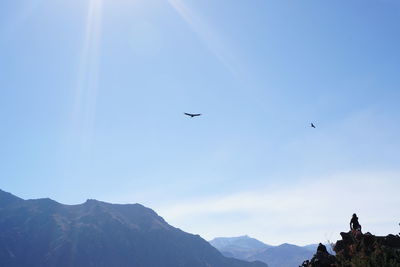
left=350, top=213, right=362, bottom=232
left=309, top=243, right=336, bottom=267
left=317, top=243, right=328, bottom=254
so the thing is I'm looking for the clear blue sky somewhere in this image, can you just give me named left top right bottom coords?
left=1, top=0, right=399, bottom=245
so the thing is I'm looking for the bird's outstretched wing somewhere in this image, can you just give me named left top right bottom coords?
left=184, top=113, right=202, bottom=117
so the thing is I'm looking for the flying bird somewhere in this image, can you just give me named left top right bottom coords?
left=184, top=113, right=202, bottom=118
left=311, top=123, right=316, bottom=128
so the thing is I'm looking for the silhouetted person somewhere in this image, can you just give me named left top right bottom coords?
left=317, top=243, right=328, bottom=254
left=350, top=213, right=362, bottom=232
left=307, top=242, right=336, bottom=267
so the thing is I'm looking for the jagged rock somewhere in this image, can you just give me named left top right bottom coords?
left=383, top=234, right=400, bottom=248
left=334, top=231, right=400, bottom=255
left=299, top=251, right=336, bottom=267
left=300, top=231, right=400, bottom=267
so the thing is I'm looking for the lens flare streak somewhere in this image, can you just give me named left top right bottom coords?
left=72, top=0, right=104, bottom=154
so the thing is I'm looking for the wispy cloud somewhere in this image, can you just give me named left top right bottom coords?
left=158, top=170, right=400, bottom=245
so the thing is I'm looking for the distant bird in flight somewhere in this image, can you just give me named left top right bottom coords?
left=310, top=123, right=316, bottom=128
left=184, top=113, right=202, bottom=118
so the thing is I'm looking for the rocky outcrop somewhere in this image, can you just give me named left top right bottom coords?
left=334, top=231, right=400, bottom=266
left=299, top=243, right=336, bottom=267
left=300, top=230, right=400, bottom=267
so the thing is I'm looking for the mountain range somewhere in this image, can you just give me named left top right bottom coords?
left=0, top=189, right=267, bottom=267
left=209, top=236, right=316, bottom=267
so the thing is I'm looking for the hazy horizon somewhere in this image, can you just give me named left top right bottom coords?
left=1, top=0, right=399, bottom=246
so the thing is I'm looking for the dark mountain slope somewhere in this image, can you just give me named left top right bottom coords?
left=0, top=189, right=23, bottom=206
left=0, top=190, right=267, bottom=267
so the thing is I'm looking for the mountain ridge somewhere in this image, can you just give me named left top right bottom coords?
left=0, top=189, right=267, bottom=267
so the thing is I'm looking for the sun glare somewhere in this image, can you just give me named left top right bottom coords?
left=71, top=0, right=104, bottom=153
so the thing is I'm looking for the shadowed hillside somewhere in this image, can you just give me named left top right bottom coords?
left=0, top=189, right=267, bottom=267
